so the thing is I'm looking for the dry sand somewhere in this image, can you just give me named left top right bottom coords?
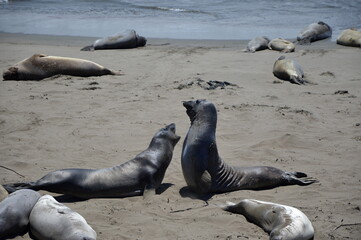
left=0, top=32, right=360, bottom=239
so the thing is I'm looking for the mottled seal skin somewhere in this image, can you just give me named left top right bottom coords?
left=4, top=124, right=180, bottom=199
left=243, top=36, right=270, bottom=53
left=337, top=28, right=361, bottom=48
left=29, top=195, right=97, bottom=240
left=273, top=56, right=308, bottom=85
left=297, top=21, right=332, bottom=44
left=222, top=199, right=314, bottom=240
left=268, top=38, right=295, bottom=53
left=181, top=100, right=316, bottom=194
left=81, top=29, right=147, bottom=51
left=3, top=54, right=121, bottom=81
left=0, top=189, right=41, bottom=240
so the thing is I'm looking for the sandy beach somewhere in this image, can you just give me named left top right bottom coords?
left=0, top=32, right=360, bottom=239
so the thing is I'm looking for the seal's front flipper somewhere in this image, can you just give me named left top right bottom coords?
left=143, top=184, right=156, bottom=200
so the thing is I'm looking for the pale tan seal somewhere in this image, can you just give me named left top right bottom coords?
left=3, top=54, right=121, bottom=81
left=297, top=21, right=332, bottom=44
left=29, top=195, right=97, bottom=240
left=337, top=28, right=361, bottom=48
left=273, top=56, right=308, bottom=85
left=268, top=38, right=295, bottom=53
left=243, top=36, right=270, bottom=53
left=222, top=199, right=315, bottom=240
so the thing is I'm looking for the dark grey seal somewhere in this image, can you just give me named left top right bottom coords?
left=181, top=99, right=316, bottom=194
left=0, top=189, right=41, bottom=240
left=3, top=124, right=180, bottom=199
left=81, top=29, right=147, bottom=51
left=297, top=21, right=332, bottom=44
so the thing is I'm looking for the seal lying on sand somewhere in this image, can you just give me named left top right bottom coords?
left=4, top=124, right=180, bottom=199
left=297, top=21, right=332, bottom=44
left=29, top=195, right=97, bottom=240
left=181, top=99, right=316, bottom=194
left=273, top=56, right=308, bottom=85
left=0, top=189, right=41, bottom=239
left=81, top=29, right=147, bottom=51
left=3, top=54, right=121, bottom=81
left=268, top=38, right=295, bottom=53
left=222, top=199, right=314, bottom=240
left=243, top=36, right=270, bottom=53
left=337, top=28, right=361, bottom=48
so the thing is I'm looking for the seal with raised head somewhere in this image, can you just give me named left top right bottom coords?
left=243, top=36, right=270, bottom=53
left=0, top=189, right=41, bottom=239
left=181, top=99, right=316, bottom=194
left=222, top=199, right=314, bottom=240
left=81, top=29, right=147, bottom=51
left=268, top=38, right=295, bottom=53
left=29, top=195, right=97, bottom=240
left=337, top=28, right=361, bottom=48
left=297, top=21, right=332, bottom=44
left=273, top=56, right=308, bottom=85
left=3, top=54, right=121, bottom=81
left=3, top=123, right=180, bottom=199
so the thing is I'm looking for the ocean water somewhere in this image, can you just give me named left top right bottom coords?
left=0, top=0, right=360, bottom=40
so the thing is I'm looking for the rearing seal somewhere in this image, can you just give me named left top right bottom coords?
left=181, top=99, right=316, bottom=194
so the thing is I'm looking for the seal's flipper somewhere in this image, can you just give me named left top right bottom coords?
left=143, top=184, right=156, bottom=200
left=81, top=45, right=95, bottom=51
left=3, top=182, right=37, bottom=193
left=290, top=76, right=309, bottom=85
left=285, top=172, right=317, bottom=186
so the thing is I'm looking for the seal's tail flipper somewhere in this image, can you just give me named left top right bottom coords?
left=287, top=172, right=318, bottom=186
left=290, top=76, right=309, bottom=85
left=3, top=182, right=36, bottom=193
left=81, top=45, right=95, bottom=51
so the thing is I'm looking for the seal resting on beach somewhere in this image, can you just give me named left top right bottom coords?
left=337, top=28, right=361, bottom=48
left=243, top=36, right=270, bottom=53
left=0, top=189, right=41, bottom=239
left=3, top=54, right=121, bottom=81
left=29, top=195, right=97, bottom=240
left=268, top=38, right=295, bottom=53
left=181, top=99, right=316, bottom=194
left=273, top=56, right=308, bottom=85
left=297, top=21, right=332, bottom=44
left=3, top=123, right=180, bottom=199
left=81, top=29, right=147, bottom=51
left=221, top=199, right=314, bottom=240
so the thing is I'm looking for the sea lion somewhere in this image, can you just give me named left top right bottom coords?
left=268, top=38, right=295, bottom=53
left=3, top=123, right=180, bottom=199
left=181, top=99, right=316, bottom=194
left=273, top=56, right=308, bottom=85
left=29, top=195, right=97, bottom=240
left=337, top=28, right=361, bottom=48
left=81, top=29, right=147, bottom=51
left=243, top=36, right=270, bottom=53
left=297, top=21, right=332, bottom=44
left=222, top=199, right=314, bottom=240
left=3, top=54, right=121, bottom=81
left=0, top=189, right=41, bottom=240
left=0, top=185, right=8, bottom=202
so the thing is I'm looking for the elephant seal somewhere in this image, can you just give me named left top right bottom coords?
left=222, top=199, right=314, bottom=240
left=297, top=21, right=332, bottom=44
left=0, top=189, right=41, bottom=239
left=268, top=38, right=295, bottom=53
left=81, top=29, right=147, bottom=51
left=243, top=36, right=270, bottom=53
left=29, top=195, right=97, bottom=240
left=181, top=99, right=316, bottom=194
left=3, top=54, right=121, bottom=81
left=3, top=123, right=180, bottom=199
left=273, top=56, right=308, bottom=85
left=337, top=28, right=361, bottom=48
left=0, top=185, right=8, bottom=202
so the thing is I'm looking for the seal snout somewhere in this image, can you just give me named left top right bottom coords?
left=166, top=123, right=176, bottom=133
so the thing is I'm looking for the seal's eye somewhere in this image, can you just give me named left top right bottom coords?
left=196, top=100, right=201, bottom=104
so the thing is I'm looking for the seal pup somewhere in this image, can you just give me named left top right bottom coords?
left=243, top=36, right=270, bottom=53
left=268, top=38, right=295, bottom=53
left=221, top=199, right=314, bottom=240
left=297, top=21, right=332, bottom=44
left=337, top=28, right=361, bottom=48
left=29, top=195, right=97, bottom=240
left=0, top=189, right=41, bottom=239
left=4, top=123, right=180, bottom=199
left=81, top=29, right=147, bottom=51
left=3, top=54, right=121, bottom=81
left=273, top=56, right=308, bottom=85
left=181, top=99, right=316, bottom=194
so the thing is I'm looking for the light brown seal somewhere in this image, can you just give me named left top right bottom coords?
left=273, top=56, right=308, bottom=85
left=268, top=38, right=295, bottom=53
left=3, top=54, right=121, bottom=81
left=337, top=28, right=361, bottom=48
